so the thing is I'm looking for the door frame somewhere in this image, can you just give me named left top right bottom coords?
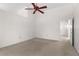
left=72, top=18, right=74, bottom=46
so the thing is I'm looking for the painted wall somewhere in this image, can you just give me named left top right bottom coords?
left=36, top=5, right=73, bottom=40
left=0, top=10, right=35, bottom=48
left=74, top=4, right=79, bottom=53
left=0, top=4, right=75, bottom=48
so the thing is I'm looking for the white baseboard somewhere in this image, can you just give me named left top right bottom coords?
left=36, top=35, right=61, bottom=41
left=0, top=37, right=34, bottom=48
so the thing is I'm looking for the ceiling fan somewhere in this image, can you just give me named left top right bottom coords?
left=25, top=3, right=47, bottom=14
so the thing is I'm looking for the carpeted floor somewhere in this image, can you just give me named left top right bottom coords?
left=0, top=38, right=78, bottom=56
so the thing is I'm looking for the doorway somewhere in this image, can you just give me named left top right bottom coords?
left=60, top=18, right=74, bottom=46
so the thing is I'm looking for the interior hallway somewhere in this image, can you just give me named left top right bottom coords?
left=0, top=38, right=78, bottom=56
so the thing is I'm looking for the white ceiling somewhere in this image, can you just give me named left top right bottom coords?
left=0, top=3, right=73, bottom=12
left=0, top=3, right=29, bottom=12
left=0, top=3, right=74, bottom=17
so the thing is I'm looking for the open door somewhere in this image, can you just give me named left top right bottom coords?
left=72, top=18, right=74, bottom=46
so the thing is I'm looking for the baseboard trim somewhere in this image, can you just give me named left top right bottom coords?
left=0, top=37, right=34, bottom=48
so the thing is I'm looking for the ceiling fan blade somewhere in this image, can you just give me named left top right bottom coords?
left=33, top=10, right=37, bottom=14
left=32, top=3, right=36, bottom=8
left=39, top=6, right=47, bottom=9
left=38, top=9, right=44, bottom=14
left=25, top=8, right=33, bottom=10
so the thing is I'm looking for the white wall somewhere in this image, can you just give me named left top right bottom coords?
left=74, top=4, right=79, bottom=53
left=0, top=10, right=35, bottom=48
left=0, top=3, right=76, bottom=48
left=36, top=5, right=74, bottom=40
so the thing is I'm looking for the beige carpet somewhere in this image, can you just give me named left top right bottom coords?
left=0, top=38, right=78, bottom=56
